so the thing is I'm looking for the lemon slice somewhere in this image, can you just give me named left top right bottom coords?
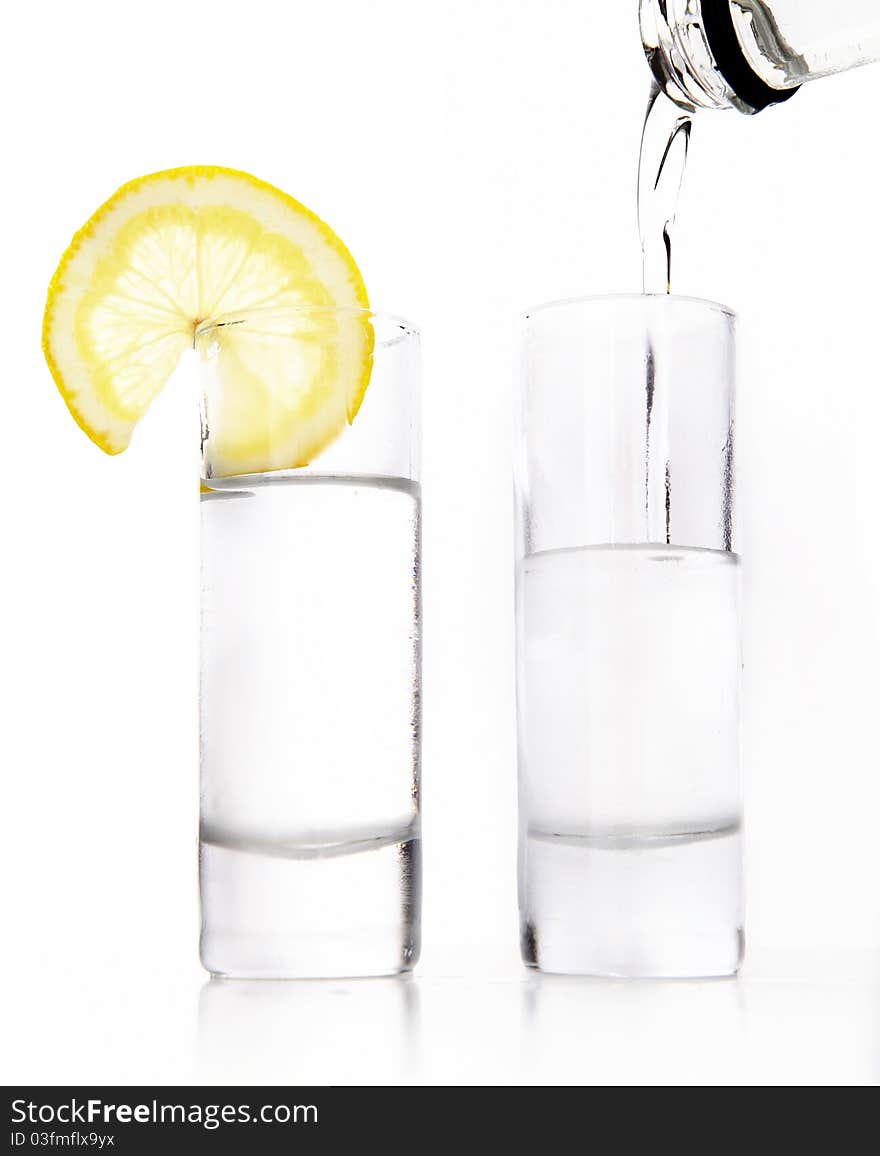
left=42, top=166, right=372, bottom=475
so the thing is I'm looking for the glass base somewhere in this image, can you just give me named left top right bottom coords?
left=200, top=835, right=420, bottom=979
left=520, top=826, right=743, bottom=978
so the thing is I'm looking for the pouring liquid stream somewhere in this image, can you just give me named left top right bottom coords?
left=636, top=82, right=694, bottom=541
left=638, top=82, right=692, bottom=295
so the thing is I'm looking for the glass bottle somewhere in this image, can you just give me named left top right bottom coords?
left=641, top=0, right=880, bottom=114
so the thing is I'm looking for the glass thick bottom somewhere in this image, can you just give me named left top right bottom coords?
left=520, top=826, right=743, bottom=978
left=200, top=835, right=421, bottom=979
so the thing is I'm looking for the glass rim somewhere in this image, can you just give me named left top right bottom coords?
left=522, top=292, right=736, bottom=323
left=194, top=305, right=420, bottom=347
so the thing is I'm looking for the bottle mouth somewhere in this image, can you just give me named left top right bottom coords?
left=639, top=0, right=799, bottom=115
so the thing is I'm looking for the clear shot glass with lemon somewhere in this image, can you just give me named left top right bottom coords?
left=44, top=167, right=422, bottom=977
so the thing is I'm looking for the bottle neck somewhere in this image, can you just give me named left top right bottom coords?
left=640, top=0, right=800, bottom=114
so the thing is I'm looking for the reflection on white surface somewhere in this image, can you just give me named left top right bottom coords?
left=193, top=951, right=880, bottom=1085
left=521, top=973, right=747, bottom=1084
left=3, top=949, right=878, bottom=1084
left=198, top=976, right=420, bottom=1085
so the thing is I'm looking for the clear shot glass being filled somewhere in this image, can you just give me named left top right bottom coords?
left=515, top=295, right=742, bottom=978
left=642, top=0, right=880, bottom=113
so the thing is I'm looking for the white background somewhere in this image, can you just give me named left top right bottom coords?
left=3, top=1, right=879, bottom=1086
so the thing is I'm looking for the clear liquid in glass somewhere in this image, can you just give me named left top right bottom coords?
left=199, top=475, right=421, bottom=977
left=516, top=543, right=743, bottom=976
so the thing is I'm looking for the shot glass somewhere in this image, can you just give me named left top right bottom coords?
left=515, top=294, right=742, bottom=978
left=198, top=307, right=421, bottom=978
